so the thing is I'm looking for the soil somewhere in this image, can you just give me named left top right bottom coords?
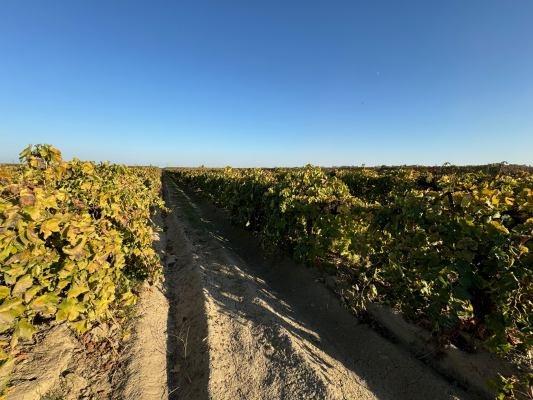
left=156, top=176, right=469, bottom=400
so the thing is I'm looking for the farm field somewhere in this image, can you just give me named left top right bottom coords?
left=167, top=165, right=532, bottom=399
left=169, top=165, right=532, bottom=358
left=0, top=146, right=531, bottom=399
left=3, top=1, right=533, bottom=399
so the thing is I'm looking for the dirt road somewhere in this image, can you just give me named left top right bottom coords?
left=160, top=176, right=469, bottom=400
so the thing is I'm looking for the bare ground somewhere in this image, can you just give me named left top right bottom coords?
left=119, top=211, right=169, bottom=400
left=159, top=176, right=470, bottom=400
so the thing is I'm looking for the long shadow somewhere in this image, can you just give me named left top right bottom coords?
left=163, top=175, right=210, bottom=400
left=173, top=181, right=472, bottom=400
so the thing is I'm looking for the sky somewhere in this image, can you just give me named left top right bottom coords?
left=0, top=1, right=532, bottom=167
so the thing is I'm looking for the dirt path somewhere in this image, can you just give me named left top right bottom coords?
left=162, top=176, right=469, bottom=400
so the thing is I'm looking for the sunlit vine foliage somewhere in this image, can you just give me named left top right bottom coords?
left=0, top=145, right=163, bottom=394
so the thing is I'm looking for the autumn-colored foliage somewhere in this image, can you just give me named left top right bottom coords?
left=0, top=145, right=163, bottom=394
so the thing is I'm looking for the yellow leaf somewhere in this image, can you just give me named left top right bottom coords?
left=12, top=275, right=34, bottom=297
left=57, top=279, right=70, bottom=290
left=81, top=162, right=94, bottom=175
left=25, top=223, right=41, bottom=244
left=0, top=298, right=23, bottom=314
left=67, top=284, right=89, bottom=299
left=0, top=311, right=15, bottom=326
left=56, top=298, right=84, bottom=322
left=23, top=206, right=42, bottom=221
left=0, top=287, right=9, bottom=301
left=23, top=285, right=42, bottom=303
left=70, top=319, right=89, bottom=333
left=80, top=182, right=92, bottom=190
left=121, top=291, right=137, bottom=306
left=489, top=220, right=509, bottom=234
left=40, top=216, right=62, bottom=239
left=62, top=237, right=87, bottom=260
left=30, top=293, right=58, bottom=315
left=14, top=318, right=36, bottom=341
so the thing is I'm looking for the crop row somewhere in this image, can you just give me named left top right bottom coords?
left=169, top=166, right=532, bottom=366
left=0, top=145, right=164, bottom=395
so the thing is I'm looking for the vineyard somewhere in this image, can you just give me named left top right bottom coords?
left=169, top=165, right=532, bottom=396
left=0, top=145, right=532, bottom=399
left=0, top=145, right=163, bottom=397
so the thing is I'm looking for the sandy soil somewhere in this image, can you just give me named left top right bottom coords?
left=120, top=212, right=169, bottom=400
left=158, top=175, right=469, bottom=400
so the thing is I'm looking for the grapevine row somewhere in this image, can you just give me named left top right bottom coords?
left=169, top=166, right=532, bottom=364
left=0, top=145, right=164, bottom=394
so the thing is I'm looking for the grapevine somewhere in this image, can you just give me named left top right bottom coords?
left=0, top=145, right=163, bottom=395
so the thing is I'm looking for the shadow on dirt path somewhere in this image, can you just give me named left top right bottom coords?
left=163, top=173, right=470, bottom=400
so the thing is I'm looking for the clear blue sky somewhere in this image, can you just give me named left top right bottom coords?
left=1, top=1, right=532, bottom=167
